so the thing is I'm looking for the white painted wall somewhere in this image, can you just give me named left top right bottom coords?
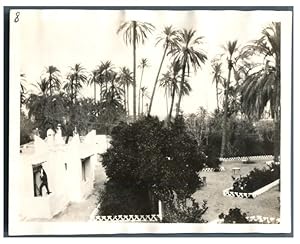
left=19, top=130, right=103, bottom=220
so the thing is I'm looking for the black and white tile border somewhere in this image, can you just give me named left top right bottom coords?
left=94, top=214, right=161, bottom=222
left=266, top=160, right=280, bottom=166
left=246, top=215, right=280, bottom=224
left=223, top=179, right=280, bottom=199
left=89, top=201, right=163, bottom=222
left=219, top=155, right=274, bottom=162
left=210, top=216, right=280, bottom=224
left=201, top=166, right=225, bottom=172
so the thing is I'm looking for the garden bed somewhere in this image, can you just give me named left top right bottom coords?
left=223, top=179, right=280, bottom=199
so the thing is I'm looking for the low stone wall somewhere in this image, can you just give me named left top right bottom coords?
left=223, top=179, right=280, bottom=199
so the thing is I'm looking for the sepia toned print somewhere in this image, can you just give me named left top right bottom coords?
left=9, top=8, right=292, bottom=235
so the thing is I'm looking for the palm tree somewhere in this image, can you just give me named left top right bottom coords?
left=64, top=64, right=88, bottom=104
left=43, top=65, right=61, bottom=96
left=140, top=86, right=149, bottom=115
left=89, top=70, right=99, bottom=103
left=33, top=78, right=49, bottom=96
left=117, top=21, right=155, bottom=121
left=148, top=26, right=178, bottom=115
left=159, top=72, right=172, bottom=117
left=159, top=60, right=181, bottom=119
left=240, top=22, right=280, bottom=161
left=103, top=71, right=124, bottom=105
left=138, top=58, right=150, bottom=116
left=160, top=60, right=191, bottom=121
left=170, top=29, right=207, bottom=117
left=27, top=79, right=67, bottom=136
left=97, top=61, right=115, bottom=102
left=118, top=67, right=133, bottom=116
left=211, top=61, right=225, bottom=112
left=20, top=73, right=27, bottom=105
left=219, top=40, right=239, bottom=158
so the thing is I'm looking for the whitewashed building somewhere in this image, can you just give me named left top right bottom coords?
left=19, top=127, right=109, bottom=220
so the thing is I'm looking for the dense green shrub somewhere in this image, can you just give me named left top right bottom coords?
left=231, top=163, right=280, bottom=193
left=99, top=179, right=154, bottom=215
left=205, top=156, right=222, bottom=169
left=219, top=208, right=249, bottom=223
left=101, top=116, right=206, bottom=214
left=163, top=198, right=208, bottom=223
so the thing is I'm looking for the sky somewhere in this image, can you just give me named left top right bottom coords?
left=15, top=9, right=287, bottom=119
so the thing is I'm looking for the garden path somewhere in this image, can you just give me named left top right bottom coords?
left=49, top=160, right=106, bottom=222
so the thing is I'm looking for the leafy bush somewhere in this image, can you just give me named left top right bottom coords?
left=163, top=197, right=208, bottom=223
left=231, top=163, right=280, bottom=193
left=219, top=208, right=249, bottom=223
left=101, top=116, right=206, bottom=214
left=99, top=179, right=154, bottom=215
left=205, top=155, right=222, bottom=169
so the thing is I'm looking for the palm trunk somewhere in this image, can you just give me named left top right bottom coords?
left=127, top=83, right=130, bottom=116
left=274, top=114, right=280, bottom=162
left=220, top=62, right=232, bottom=158
left=148, top=43, right=168, bottom=116
left=123, top=84, right=126, bottom=113
left=71, top=79, right=73, bottom=104
left=216, top=83, right=219, bottom=112
left=49, top=76, right=52, bottom=97
left=168, top=82, right=176, bottom=122
left=165, top=89, right=169, bottom=118
left=175, top=60, right=187, bottom=117
left=111, top=80, right=114, bottom=101
left=133, top=21, right=137, bottom=121
left=99, top=83, right=102, bottom=103
left=141, top=93, right=144, bottom=115
left=138, top=67, right=144, bottom=116
left=274, top=56, right=281, bottom=162
left=94, top=82, right=96, bottom=103
left=74, top=79, right=77, bottom=104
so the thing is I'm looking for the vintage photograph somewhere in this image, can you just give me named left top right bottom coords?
left=7, top=7, right=293, bottom=235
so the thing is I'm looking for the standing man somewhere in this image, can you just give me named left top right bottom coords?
left=39, top=165, right=51, bottom=196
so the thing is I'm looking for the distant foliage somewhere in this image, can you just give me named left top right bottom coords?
left=231, top=163, right=280, bottom=193
left=185, top=107, right=209, bottom=149
left=255, top=120, right=275, bottom=155
left=202, top=111, right=274, bottom=158
left=20, top=111, right=34, bottom=145
left=219, top=208, right=249, bottom=223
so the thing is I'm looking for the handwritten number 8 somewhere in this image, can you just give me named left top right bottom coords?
left=14, top=12, right=20, bottom=23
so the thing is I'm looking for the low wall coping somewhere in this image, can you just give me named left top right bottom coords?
left=223, top=179, right=280, bottom=199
